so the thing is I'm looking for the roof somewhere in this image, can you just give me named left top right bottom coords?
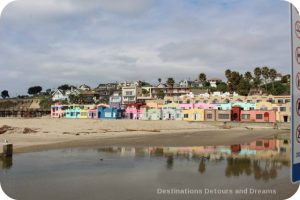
left=208, top=77, right=222, bottom=81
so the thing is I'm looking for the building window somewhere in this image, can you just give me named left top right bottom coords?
left=241, top=114, right=250, bottom=120
left=207, top=114, right=213, bottom=119
left=184, top=114, right=189, bottom=118
left=256, top=114, right=263, bottom=119
left=280, top=107, right=287, bottom=112
left=219, top=114, right=229, bottom=119
left=277, top=99, right=283, bottom=104
left=105, top=112, right=111, bottom=118
left=125, top=91, right=133, bottom=96
left=256, top=141, right=263, bottom=146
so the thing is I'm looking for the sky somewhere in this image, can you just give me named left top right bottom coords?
left=0, top=0, right=291, bottom=96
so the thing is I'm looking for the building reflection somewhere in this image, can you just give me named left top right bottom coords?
left=97, top=138, right=290, bottom=180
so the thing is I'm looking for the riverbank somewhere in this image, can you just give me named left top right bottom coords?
left=0, top=118, right=290, bottom=153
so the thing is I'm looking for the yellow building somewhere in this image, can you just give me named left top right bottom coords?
left=273, top=102, right=291, bottom=123
left=182, top=109, right=205, bottom=122
left=255, top=102, right=273, bottom=110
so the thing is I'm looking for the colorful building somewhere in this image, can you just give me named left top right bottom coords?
left=51, top=104, right=65, bottom=118
left=214, top=103, right=231, bottom=110
left=65, top=105, right=81, bottom=119
left=125, top=103, right=144, bottom=119
left=231, top=102, right=256, bottom=110
left=205, top=109, right=216, bottom=121
left=98, top=107, right=124, bottom=119
left=182, top=108, right=205, bottom=122
left=240, top=110, right=276, bottom=123
left=231, top=106, right=242, bottom=122
left=215, top=110, right=231, bottom=122
left=162, top=103, right=182, bottom=120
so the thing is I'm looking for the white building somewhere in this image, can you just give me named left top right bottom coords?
left=207, top=77, right=222, bottom=88
left=52, top=87, right=80, bottom=102
left=79, top=84, right=91, bottom=91
left=122, top=86, right=142, bottom=105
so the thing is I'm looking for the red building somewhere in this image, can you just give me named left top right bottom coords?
left=231, top=106, right=242, bottom=122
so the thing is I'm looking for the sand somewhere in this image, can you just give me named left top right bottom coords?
left=0, top=117, right=290, bottom=153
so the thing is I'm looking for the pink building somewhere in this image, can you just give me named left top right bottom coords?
left=240, top=110, right=276, bottom=123
left=194, top=103, right=216, bottom=109
left=179, top=104, right=193, bottom=110
left=179, top=103, right=215, bottom=110
left=88, top=108, right=98, bottom=119
left=249, top=139, right=277, bottom=151
left=51, top=104, right=65, bottom=118
left=125, top=103, right=144, bottom=119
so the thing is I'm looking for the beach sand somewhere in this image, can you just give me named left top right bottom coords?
left=0, top=118, right=289, bottom=153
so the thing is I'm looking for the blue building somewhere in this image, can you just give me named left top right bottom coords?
left=98, top=107, right=124, bottom=119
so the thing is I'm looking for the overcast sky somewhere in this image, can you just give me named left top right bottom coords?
left=0, top=0, right=291, bottom=96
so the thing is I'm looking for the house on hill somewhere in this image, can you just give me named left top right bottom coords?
left=79, top=84, right=91, bottom=91
left=52, top=87, right=80, bottom=102
left=207, top=77, right=222, bottom=88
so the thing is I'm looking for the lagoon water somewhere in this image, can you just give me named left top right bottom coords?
left=0, top=139, right=298, bottom=200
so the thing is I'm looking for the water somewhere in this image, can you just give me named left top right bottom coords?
left=0, top=139, right=298, bottom=200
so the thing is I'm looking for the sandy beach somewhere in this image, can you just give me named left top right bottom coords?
left=0, top=118, right=290, bottom=153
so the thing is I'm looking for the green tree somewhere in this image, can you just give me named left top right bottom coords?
left=158, top=78, right=162, bottom=84
left=28, top=86, right=42, bottom=95
left=244, top=72, right=253, bottom=81
left=157, top=90, right=165, bottom=99
left=269, top=68, right=277, bottom=90
left=253, top=67, right=262, bottom=89
left=198, top=73, right=207, bottom=87
left=281, top=75, right=290, bottom=84
left=166, top=78, right=175, bottom=88
left=45, top=89, right=52, bottom=95
left=58, top=84, right=73, bottom=91
left=225, top=69, right=231, bottom=81
left=237, top=78, right=251, bottom=96
left=216, top=82, right=228, bottom=93
left=142, top=89, right=150, bottom=96
left=1, top=90, right=9, bottom=99
left=228, top=71, right=242, bottom=93
left=261, top=66, right=270, bottom=92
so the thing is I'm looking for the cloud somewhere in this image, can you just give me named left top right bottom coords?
left=0, top=0, right=291, bottom=95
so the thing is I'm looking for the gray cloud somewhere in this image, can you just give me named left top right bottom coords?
left=0, top=0, right=291, bottom=96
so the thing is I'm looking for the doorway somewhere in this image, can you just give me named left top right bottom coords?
left=264, top=112, right=270, bottom=122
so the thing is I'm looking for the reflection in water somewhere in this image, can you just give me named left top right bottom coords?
left=0, top=156, right=13, bottom=170
left=0, top=138, right=295, bottom=200
left=198, top=158, right=206, bottom=174
left=166, top=155, right=173, bottom=170
left=97, top=138, right=290, bottom=181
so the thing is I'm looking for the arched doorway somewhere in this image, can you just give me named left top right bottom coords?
left=264, top=112, right=270, bottom=122
left=233, top=113, right=238, bottom=121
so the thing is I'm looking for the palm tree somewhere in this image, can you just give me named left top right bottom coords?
left=166, top=77, right=175, bottom=88
left=198, top=73, right=207, bottom=87
left=225, top=69, right=231, bottom=80
left=261, top=66, right=270, bottom=92
left=244, top=72, right=252, bottom=81
left=269, top=68, right=277, bottom=91
left=254, top=67, right=261, bottom=78
left=254, top=67, right=262, bottom=89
